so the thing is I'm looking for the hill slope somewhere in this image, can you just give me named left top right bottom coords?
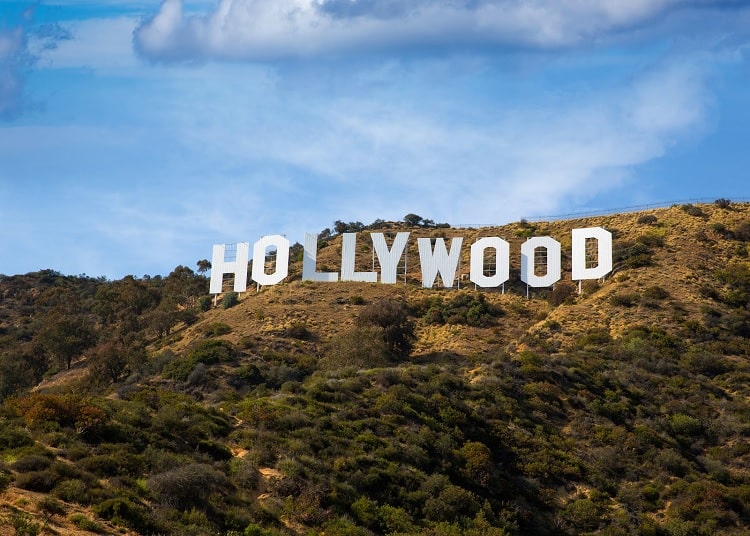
left=1, top=202, right=749, bottom=535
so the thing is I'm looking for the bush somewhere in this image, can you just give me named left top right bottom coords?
left=11, top=454, right=52, bottom=473
left=681, top=350, right=732, bottom=377
left=548, top=281, right=577, bottom=306
left=416, top=292, right=503, bottom=327
left=636, top=233, right=665, bottom=248
left=7, top=511, right=41, bottom=536
left=221, top=291, right=239, bottom=309
left=53, top=478, right=90, bottom=504
left=615, top=241, right=654, bottom=268
left=680, top=203, right=705, bottom=217
left=323, top=326, right=392, bottom=370
left=715, top=198, right=732, bottom=209
left=734, top=222, right=750, bottom=242
left=0, top=423, right=33, bottom=449
left=69, top=513, right=105, bottom=532
left=187, top=339, right=236, bottom=364
left=284, top=322, right=311, bottom=340
left=15, top=469, right=59, bottom=492
left=93, top=497, right=154, bottom=533
left=0, top=469, right=12, bottom=492
left=669, top=413, right=704, bottom=438
left=643, top=286, right=669, bottom=300
left=202, top=322, right=232, bottom=337
left=357, top=298, right=415, bottom=358
left=610, top=293, right=639, bottom=307
left=637, top=214, right=658, bottom=225
left=199, top=295, right=213, bottom=312
left=38, top=496, right=66, bottom=519
left=563, top=498, right=601, bottom=531
left=148, top=463, right=229, bottom=510
left=227, top=364, right=264, bottom=389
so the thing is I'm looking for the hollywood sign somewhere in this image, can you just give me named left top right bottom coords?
left=209, top=227, right=612, bottom=294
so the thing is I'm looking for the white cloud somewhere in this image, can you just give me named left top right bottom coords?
left=0, top=28, right=27, bottom=119
left=33, top=17, right=140, bottom=70
left=139, top=50, right=713, bottom=227
left=133, top=0, right=731, bottom=61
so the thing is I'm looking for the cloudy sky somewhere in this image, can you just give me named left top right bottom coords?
left=1, top=0, right=749, bottom=278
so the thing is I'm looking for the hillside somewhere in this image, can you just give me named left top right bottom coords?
left=0, top=202, right=749, bottom=535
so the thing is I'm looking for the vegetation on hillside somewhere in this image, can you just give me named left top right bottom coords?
left=0, top=204, right=749, bottom=535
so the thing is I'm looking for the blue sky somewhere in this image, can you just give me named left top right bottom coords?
left=1, top=0, right=749, bottom=279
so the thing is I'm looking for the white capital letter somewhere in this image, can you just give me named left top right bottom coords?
left=251, top=235, right=290, bottom=286
left=521, top=237, right=561, bottom=288
left=418, top=237, right=463, bottom=288
left=470, top=237, right=510, bottom=288
left=371, top=232, right=409, bottom=284
left=302, top=233, right=338, bottom=282
left=209, top=243, right=250, bottom=294
left=572, top=227, right=613, bottom=280
left=341, top=233, right=377, bottom=282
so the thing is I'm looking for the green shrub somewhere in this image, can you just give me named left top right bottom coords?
left=637, top=214, right=658, bottom=225
left=38, top=496, right=66, bottom=519
left=416, top=292, right=503, bottom=327
left=11, top=454, right=52, bottom=472
left=199, top=295, right=213, bottom=312
left=715, top=198, right=731, bottom=209
left=423, top=484, right=481, bottom=522
left=563, top=498, right=601, bottom=531
left=610, top=293, right=639, bottom=307
left=680, top=350, right=732, bottom=377
left=575, top=327, right=612, bottom=348
left=284, top=322, right=311, bottom=340
left=0, top=423, right=33, bottom=449
left=243, top=523, right=271, bottom=536
left=93, top=497, right=154, bottom=533
left=655, top=449, right=690, bottom=477
left=161, top=357, right=196, bottom=381
left=187, top=339, right=236, bottom=364
left=227, top=364, right=264, bottom=389
left=7, top=511, right=41, bottom=536
left=69, top=513, right=105, bottom=532
left=148, top=463, right=229, bottom=510
left=734, top=221, right=750, bottom=241
left=53, top=478, right=90, bottom=504
left=636, top=233, right=665, bottom=248
left=548, top=281, right=577, bottom=306
left=202, top=322, right=232, bottom=337
left=15, top=469, right=59, bottom=492
left=323, top=326, right=391, bottom=370
left=0, top=469, right=12, bottom=492
left=643, top=286, right=669, bottom=300
left=669, top=413, right=704, bottom=438
left=221, top=291, right=239, bottom=309
left=680, top=203, right=705, bottom=217
left=357, top=298, right=415, bottom=358
left=615, top=241, right=654, bottom=268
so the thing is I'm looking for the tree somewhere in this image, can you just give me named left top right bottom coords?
left=163, top=265, right=205, bottom=308
left=89, top=341, right=145, bottom=383
left=148, top=463, right=230, bottom=510
left=403, top=213, right=423, bottom=226
left=93, top=275, right=158, bottom=323
left=38, top=312, right=97, bottom=370
left=146, top=301, right=179, bottom=339
left=196, top=259, right=212, bottom=274
left=323, top=326, right=391, bottom=369
left=356, top=298, right=415, bottom=359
